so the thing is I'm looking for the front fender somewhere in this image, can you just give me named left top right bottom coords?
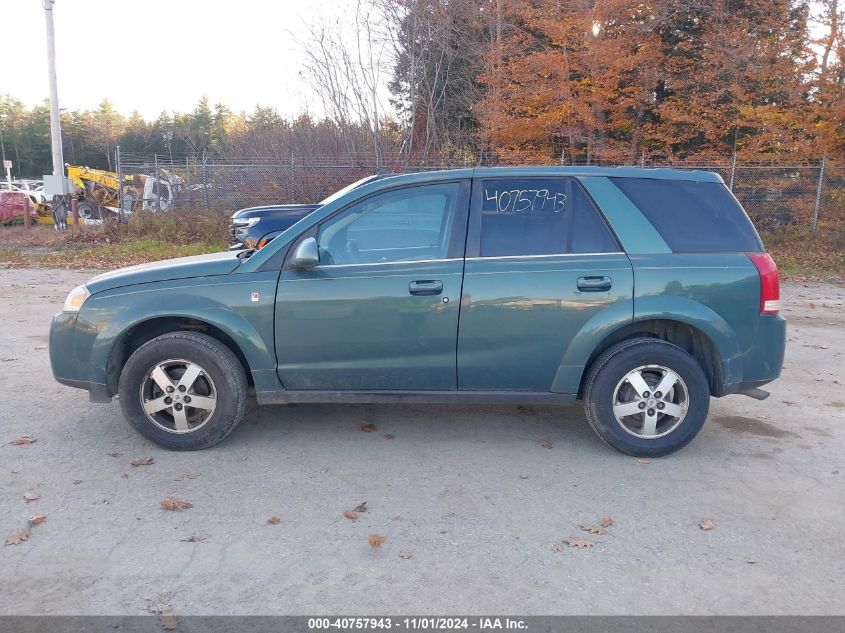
left=75, top=273, right=280, bottom=391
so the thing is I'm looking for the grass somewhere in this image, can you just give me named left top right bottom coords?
left=762, top=221, right=845, bottom=278
left=0, top=209, right=230, bottom=269
left=40, top=238, right=228, bottom=270
left=0, top=247, right=30, bottom=268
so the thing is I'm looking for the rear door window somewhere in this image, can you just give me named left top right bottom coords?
left=476, top=178, right=618, bottom=257
left=609, top=178, right=763, bottom=253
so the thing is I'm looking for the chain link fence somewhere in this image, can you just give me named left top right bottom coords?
left=116, top=151, right=843, bottom=232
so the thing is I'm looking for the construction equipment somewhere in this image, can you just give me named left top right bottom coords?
left=61, top=165, right=183, bottom=221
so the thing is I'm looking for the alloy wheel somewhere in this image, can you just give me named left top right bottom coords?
left=139, top=359, right=217, bottom=434
left=612, top=364, right=689, bottom=439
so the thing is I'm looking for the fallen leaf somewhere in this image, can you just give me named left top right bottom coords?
left=267, top=516, right=281, bottom=525
left=360, top=423, right=376, bottom=433
left=600, top=516, right=614, bottom=528
left=551, top=542, right=564, bottom=552
left=27, top=515, right=46, bottom=528
left=539, top=440, right=552, bottom=449
left=5, top=528, right=29, bottom=546
left=107, top=451, right=123, bottom=458
left=519, top=474, right=529, bottom=479
left=637, top=459, right=651, bottom=465
left=809, top=302, right=816, bottom=309
left=699, top=518, right=715, bottom=531
left=160, top=613, right=179, bottom=630
left=181, top=534, right=207, bottom=543
left=174, top=473, right=196, bottom=481
left=10, top=436, right=35, bottom=446
left=160, top=500, right=192, bottom=511
left=353, top=502, right=368, bottom=513
left=368, top=534, right=386, bottom=548
left=23, top=490, right=40, bottom=501
left=581, top=523, right=607, bottom=535
left=517, top=405, right=535, bottom=415
left=565, top=537, right=596, bottom=549
left=120, top=473, right=129, bottom=479
left=383, top=434, right=395, bottom=440
left=131, top=457, right=154, bottom=467
left=399, top=550, right=413, bottom=559
left=343, top=510, right=358, bottom=520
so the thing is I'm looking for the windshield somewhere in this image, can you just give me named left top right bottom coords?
left=319, top=175, right=380, bottom=205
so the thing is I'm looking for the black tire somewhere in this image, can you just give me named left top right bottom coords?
left=118, top=332, right=247, bottom=450
left=583, top=338, right=710, bottom=457
left=76, top=200, right=99, bottom=221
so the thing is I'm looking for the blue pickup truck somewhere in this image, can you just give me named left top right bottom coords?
left=229, top=175, right=387, bottom=250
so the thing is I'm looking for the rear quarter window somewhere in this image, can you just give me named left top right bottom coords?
left=610, top=178, right=763, bottom=253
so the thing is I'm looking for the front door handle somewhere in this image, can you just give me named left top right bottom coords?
left=577, top=276, right=612, bottom=292
left=409, top=280, right=443, bottom=296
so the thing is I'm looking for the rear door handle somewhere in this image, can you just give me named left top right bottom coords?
left=409, top=280, right=443, bottom=296
left=577, top=276, right=612, bottom=292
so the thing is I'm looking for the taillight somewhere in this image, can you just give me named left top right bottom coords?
left=747, top=253, right=780, bottom=315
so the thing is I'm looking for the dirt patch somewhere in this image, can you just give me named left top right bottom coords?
left=749, top=452, right=775, bottom=460
left=713, top=415, right=799, bottom=439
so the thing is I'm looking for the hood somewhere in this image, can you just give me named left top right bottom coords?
left=86, top=251, right=241, bottom=295
left=230, top=204, right=321, bottom=221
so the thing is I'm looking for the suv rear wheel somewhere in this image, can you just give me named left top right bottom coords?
left=118, top=332, right=247, bottom=450
left=583, top=338, right=710, bottom=457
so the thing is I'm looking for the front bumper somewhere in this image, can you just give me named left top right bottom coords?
left=50, top=312, right=110, bottom=402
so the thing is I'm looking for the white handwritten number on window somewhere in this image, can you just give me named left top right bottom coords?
left=484, top=189, right=566, bottom=214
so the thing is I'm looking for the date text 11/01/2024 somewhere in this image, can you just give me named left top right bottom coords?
left=308, top=617, right=528, bottom=630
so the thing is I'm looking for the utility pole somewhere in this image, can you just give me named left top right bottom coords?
left=43, top=0, right=64, bottom=179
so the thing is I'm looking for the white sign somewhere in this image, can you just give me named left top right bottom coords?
left=3, top=160, right=11, bottom=169
left=43, top=175, right=73, bottom=195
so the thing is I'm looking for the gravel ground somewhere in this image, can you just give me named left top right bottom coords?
left=0, top=268, right=843, bottom=616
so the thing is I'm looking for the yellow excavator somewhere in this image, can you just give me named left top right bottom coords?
left=62, top=165, right=183, bottom=221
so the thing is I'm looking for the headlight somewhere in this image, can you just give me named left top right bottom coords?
left=63, top=285, right=90, bottom=312
left=232, top=217, right=260, bottom=228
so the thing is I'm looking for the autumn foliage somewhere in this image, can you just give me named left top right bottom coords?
left=473, top=0, right=838, bottom=163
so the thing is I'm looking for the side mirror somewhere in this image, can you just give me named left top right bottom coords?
left=290, top=237, right=319, bottom=269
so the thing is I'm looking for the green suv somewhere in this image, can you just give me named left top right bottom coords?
left=49, top=167, right=785, bottom=456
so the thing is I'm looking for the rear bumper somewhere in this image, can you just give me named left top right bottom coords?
left=54, top=376, right=111, bottom=402
left=720, top=314, right=786, bottom=395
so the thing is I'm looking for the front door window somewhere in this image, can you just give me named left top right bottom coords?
left=317, top=182, right=461, bottom=265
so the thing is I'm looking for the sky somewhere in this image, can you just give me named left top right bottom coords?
left=1, top=0, right=367, bottom=120
left=2, top=0, right=831, bottom=121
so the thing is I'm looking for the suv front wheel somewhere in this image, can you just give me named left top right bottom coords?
left=118, top=332, right=247, bottom=450
left=583, top=338, right=710, bottom=457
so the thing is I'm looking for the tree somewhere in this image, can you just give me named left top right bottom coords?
left=82, top=99, right=124, bottom=169
left=383, top=0, right=486, bottom=161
